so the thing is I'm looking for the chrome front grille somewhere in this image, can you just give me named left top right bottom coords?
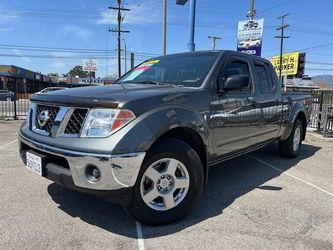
left=64, top=109, right=88, bottom=135
left=35, top=105, right=60, bottom=133
left=31, top=103, right=89, bottom=137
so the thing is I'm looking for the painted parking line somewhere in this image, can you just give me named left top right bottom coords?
left=248, top=155, right=333, bottom=197
left=135, top=221, right=145, bottom=250
left=0, top=139, right=18, bottom=148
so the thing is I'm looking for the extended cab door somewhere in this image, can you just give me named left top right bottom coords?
left=210, top=56, right=262, bottom=160
left=253, top=60, right=281, bottom=142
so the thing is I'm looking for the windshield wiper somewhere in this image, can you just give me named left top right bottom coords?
left=137, top=80, right=163, bottom=85
left=119, top=80, right=176, bottom=87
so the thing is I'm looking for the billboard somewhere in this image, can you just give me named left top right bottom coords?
left=237, top=19, right=264, bottom=56
left=269, top=52, right=299, bottom=76
left=82, top=59, right=98, bottom=72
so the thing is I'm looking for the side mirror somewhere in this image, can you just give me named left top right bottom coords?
left=218, top=75, right=249, bottom=93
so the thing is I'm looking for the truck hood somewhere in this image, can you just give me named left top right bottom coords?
left=31, top=84, right=196, bottom=111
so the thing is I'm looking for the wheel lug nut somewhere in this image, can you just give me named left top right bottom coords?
left=158, top=186, right=162, bottom=190
left=157, top=180, right=160, bottom=184
left=161, top=175, right=165, bottom=179
left=167, top=176, right=170, bottom=180
left=164, top=188, right=167, bottom=191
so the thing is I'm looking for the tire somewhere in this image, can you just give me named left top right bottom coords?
left=124, top=138, right=204, bottom=225
left=279, top=119, right=303, bottom=158
left=5, top=96, right=12, bottom=101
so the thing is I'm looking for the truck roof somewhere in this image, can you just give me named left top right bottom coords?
left=150, top=50, right=270, bottom=64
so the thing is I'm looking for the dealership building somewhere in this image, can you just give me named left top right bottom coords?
left=0, top=65, right=54, bottom=98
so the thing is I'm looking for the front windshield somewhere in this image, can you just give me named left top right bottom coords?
left=116, top=53, right=218, bottom=88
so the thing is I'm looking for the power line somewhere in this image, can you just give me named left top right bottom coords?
left=298, top=43, right=333, bottom=52
left=307, top=61, right=333, bottom=66
left=0, top=43, right=159, bottom=56
left=256, top=0, right=291, bottom=15
left=0, top=53, right=150, bottom=60
left=267, top=43, right=333, bottom=58
left=306, top=68, right=333, bottom=72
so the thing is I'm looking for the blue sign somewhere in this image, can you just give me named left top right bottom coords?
left=237, top=19, right=264, bottom=57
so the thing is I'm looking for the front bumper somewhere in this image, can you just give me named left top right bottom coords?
left=19, top=133, right=146, bottom=192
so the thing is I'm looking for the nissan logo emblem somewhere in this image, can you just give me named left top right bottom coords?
left=38, top=110, right=50, bottom=127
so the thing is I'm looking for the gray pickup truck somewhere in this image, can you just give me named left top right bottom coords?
left=19, top=51, right=312, bottom=225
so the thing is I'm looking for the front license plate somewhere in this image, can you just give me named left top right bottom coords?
left=26, top=152, right=42, bottom=176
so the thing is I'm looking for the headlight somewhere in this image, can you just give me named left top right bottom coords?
left=81, top=109, right=136, bottom=137
left=26, top=101, right=32, bottom=125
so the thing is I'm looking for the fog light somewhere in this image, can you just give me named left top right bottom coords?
left=85, top=165, right=101, bottom=183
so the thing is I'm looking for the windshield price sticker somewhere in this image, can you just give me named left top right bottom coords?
left=142, top=60, right=160, bottom=66
left=123, top=60, right=160, bottom=81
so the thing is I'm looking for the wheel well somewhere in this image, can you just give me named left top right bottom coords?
left=296, top=112, right=307, bottom=140
left=151, top=127, right=208, bottom=184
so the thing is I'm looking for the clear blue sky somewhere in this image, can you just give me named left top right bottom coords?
left=0, top=0, right=332, bottom=77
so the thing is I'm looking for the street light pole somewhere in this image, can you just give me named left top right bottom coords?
left=187, top=0, right=196, bottom=51
left=176, top=0, right=196, bottom=52
left=162, top=0, right=167, bottom=55
left=123, top=38, right=127, bottom=73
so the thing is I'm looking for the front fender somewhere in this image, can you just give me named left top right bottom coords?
left=111, top=105, right=209, bottom=155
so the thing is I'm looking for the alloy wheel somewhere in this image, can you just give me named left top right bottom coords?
left=140, top=158, right=190, bottom=211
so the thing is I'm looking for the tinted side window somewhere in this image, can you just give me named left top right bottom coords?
left=221, top=61, right=251, bottom=93
left=267, top=64, right=277, bottom=92
left=255, top=64, right=271, bottom=93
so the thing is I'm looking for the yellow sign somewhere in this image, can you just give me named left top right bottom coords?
left=269, top=52, right=299, bottom=76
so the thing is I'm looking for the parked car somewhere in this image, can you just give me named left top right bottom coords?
left=238, top=38, right=261, bottom=49
left=19, top=51, right=312, bottom=225
left=35, top=87, right=68, bottom=94
left=0, top=89, right=14, bottom=101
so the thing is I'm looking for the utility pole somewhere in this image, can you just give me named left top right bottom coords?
left=247, top=0, right=256, bottom=20
left=130, top=52, right=134, bottom=69
left=123, top=38, right=127, bottom=73
left=208, top=36, right=221, bottom=50
left=162, top=0, right=167, bottom=55
left=109, top=0, right=130, bottom=78
left=106, top=29, right=109, bottom=77
left=274, top=13, right=290, bottom=87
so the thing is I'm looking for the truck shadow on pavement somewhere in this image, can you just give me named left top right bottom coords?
left=47, top=142, right=320, bottom=238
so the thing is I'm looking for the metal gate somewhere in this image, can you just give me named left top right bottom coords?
left=0, top=80, right=41, bottom=120
left=309, top=90, right=333, bottom=135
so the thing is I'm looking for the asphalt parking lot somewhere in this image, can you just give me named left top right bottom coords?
left=0, top=121, right=332, bottom=250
